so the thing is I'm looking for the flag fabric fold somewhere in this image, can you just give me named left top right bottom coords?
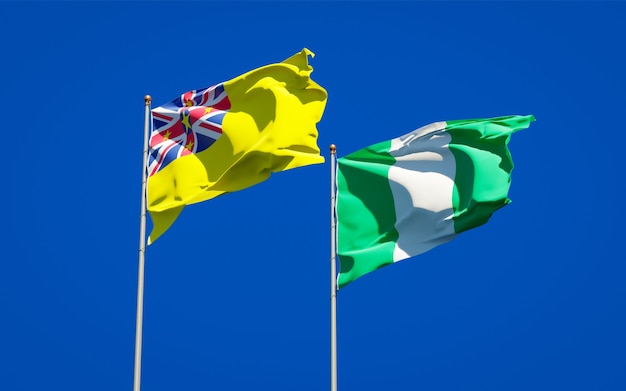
left=336, top=115, right=535, bottom=288
left=147, top=48, right=327, bottom=243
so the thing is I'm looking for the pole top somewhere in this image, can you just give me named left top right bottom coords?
left=144, top=95, right=152, bottom=105
left=329, top=144, right=336, bottom=154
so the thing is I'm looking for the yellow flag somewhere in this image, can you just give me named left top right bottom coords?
left=147, top=49, right=327, bottom=243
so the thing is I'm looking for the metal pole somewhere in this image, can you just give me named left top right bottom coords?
left=133, top=95, right=151, bottom=391
left=330, top=144, right=338, bottom=391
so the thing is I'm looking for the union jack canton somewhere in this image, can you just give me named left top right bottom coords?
left=149, top=84, right=231, bottom=176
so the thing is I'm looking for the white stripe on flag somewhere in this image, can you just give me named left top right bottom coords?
left=388, top=122, right=457, bottom=262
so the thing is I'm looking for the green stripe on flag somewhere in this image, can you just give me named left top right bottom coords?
left=447, top=115, right=534, bottom=233
left=336, top=140, right=398, bottom=288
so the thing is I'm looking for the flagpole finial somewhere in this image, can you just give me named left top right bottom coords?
left=330, top=144, right=336, bottom=154
left=144, top=95, right=152, bottom=105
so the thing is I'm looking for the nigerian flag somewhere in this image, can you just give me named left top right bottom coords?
left=336, top=115, right=534, bottom=289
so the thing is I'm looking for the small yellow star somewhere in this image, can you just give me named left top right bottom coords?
left=163, top=130, right=171, bottom=140
left=181, top=112, right=192, bottom=131
left=185, top=140, right=194, bottom=151
left=204, top=107, right=213, bottom=115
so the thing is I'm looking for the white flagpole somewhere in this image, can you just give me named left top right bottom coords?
left=330, top=144, right=338, bottom=391
left=133, top=95, right=151, bottom=391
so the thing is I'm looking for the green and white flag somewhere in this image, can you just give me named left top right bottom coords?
left=336, top=115, right=534, bottom=289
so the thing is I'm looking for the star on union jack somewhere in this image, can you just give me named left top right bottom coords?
left=149, top=83, right=231, bottom=176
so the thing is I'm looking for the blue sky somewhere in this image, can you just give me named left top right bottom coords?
left=2, top=2, right=625, bottom=390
